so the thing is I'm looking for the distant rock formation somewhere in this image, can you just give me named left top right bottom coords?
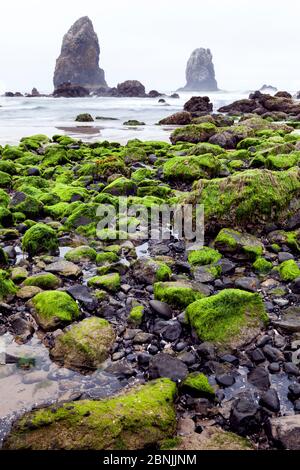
left=179, top=48, right=218, bottom=91
left=259, top=84, right=277, bottom=93
left=54, top=16, right=107, bottom=90
left=95, top=80, right=155, bottom=98
left=218, top=91, right=300, bottom=117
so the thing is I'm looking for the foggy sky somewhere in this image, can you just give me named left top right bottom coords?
left=0, top=0, right=299, bottom=94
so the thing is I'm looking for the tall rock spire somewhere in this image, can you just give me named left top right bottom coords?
left=53, top=16, right=107, bottom=90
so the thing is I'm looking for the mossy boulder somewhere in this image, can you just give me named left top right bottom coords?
left=102, top=177, right=137, bottom=196
left=214, top=228, right=263, bottom=259
left=186, top=289, right=268, bottom=350
left=253, top=257, right=273, bottom=274
left=163, top=154, right=219, bottom=181
left=75, top=113, right=94, bottom=122
left=23, top=273, right=61, bottom=290
left=22, top=223, right=59, bottom=257
left=87, top=273, right=121, bottom=293
left=50, top=317, right=115, bottom=371
left=133, top=259, right=172, bottom=284
left=9, top=191, right=43, bottom=218
left=267, top=230, right=300, bottom=252
left=277, top=260, right=300, bottom=281
left=170, top=123, right=217, bottom=144
left=0, top=269, right=17, bottom=300
left=128, top=305, right=145, bottom=326
left=31, top=290, right=80, bottom=330
left=175, top=427, right=253, bottom=451
left=96, top=251, right=119, bottom=266
left=182, top=372, right=215, bottom=396
left=3, top=378, right=177, bottom=450
left=188, top=247, right=221, bottom=266
left=188, top=168, right=300, bottom=230
left=65, top=246, right=97, bottom=263
left=154, top=281, right=209, bottom=308
left=0, top=171, right=12, bottom=187
left=0, top=188, right=10, bottom=207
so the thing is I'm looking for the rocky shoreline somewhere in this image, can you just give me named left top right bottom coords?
left=1, top=98, right=300, bottom=449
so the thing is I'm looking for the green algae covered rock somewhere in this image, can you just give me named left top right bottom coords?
left=87, top=273, right=121, bottom=292
left=129, top=305, right=144, bottom=326
left=214, top=228, right=263, bottom=258
left=23, top=273, right=61, bottom=290
left=189, top=168, right=300, bottom=230
left=154, top=281, right=209, bottom=308
left=50, top=317, right=115, bottom=371
left=22, top=223, right=58, bottom=257
left=163, top=154, right=220, bottom=181
left=9, top=191, right=43, bottom=218
left=188, top=247, right=221, bottom=266
left=170, top=123, right=217, bottom=144
left=3, top=378, right=177, bottom=450
left=31, top=290, right=80, bottom=330
left=182, top=372, right=214, bottom=396
left=133, top=258, right=172, bottom=284
left=186, top=289, right=268, bottom=350
left=277, top=259, right=300, bottom=281
left=65, top=246, right=97, bottom=263
left=0, top=247, right=8, bottom=266
left=0, top=269, right=17, bottom=300
left=102, top=177, right=137, bottom=196
left=253, top=257, right=273, bottom=274
left=75, top=113, right=94, bottom=122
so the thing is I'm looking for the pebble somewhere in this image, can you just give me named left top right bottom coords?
left=248, top=366, right=270, bottom=390
left=149, top=300, right=172, bottom=319
left=259, top=388, right=280, bottom=412
left=268, top=362, right=280, bottom=373
left=283, top=362, right=300, bottom=376
left=216, top=373, right=235, bottom=387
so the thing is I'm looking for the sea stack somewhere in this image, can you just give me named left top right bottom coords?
left=53, top=16, right=107, bottom=91
left=179, top=48, right=218, bottom=92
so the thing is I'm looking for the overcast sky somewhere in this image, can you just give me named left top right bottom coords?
left=0, top=0, right=299, bottom=94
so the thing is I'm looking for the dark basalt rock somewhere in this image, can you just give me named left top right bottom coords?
left=116, top=80, right=146, bottom=97
left=218, top=90, right=300, bottom=116
left=54, top=16, right=107, bottom=90
left=179, top=48, right=218, bottom=91
left=149, top=353, right=188, bottom=382
left=183, top=96, right=213, bottom=116
left=53, top=82, right=90, bottom=98
left=159, top=111, right=192, bottom=125
left=230, top=392, right=261, bottom=435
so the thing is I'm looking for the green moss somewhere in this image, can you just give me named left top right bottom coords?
left=0, top=160, right=16, bottom=175
left=0, top=269, right=17, bottom=300
left=0, top=189, right=9, bottom=207
left=22, top=223, right=58, bottom=257
left=188, top=247, right=221, bottom=266
left=187, top=142, right=224, bottom=156
left=52, top=184, right=88, bottom=203
left=65, top=246, right=97, bottom=262
left=186, top=289, right=268, bottom=348
left=51, top=317, right=115, bottom=370
left=0, top=171, right=12, bottom=187
left=11, top=267, right=27, bottom=283
left=170, top=123, right=217, bottom=144
left=129, top=305, right=144, bottom=326
left=64, top=203, right=97, bottom=229
left=102, top=177, right=136, bottom=196
left=183, top=372, right=215, bottom=395
left=277, top=259, right=300, bottom=281
left=189, top=168, right=300, bottom=229
left=3, top=378, right=177, bottom=450
left=163, top=154, right=219, bottom=181
left=9, top=192, right=43, bottom=218
left=131, top=168, right=155, bottom=183
left=23, top=273, right=60, bottom=289
left=96, top=252, right=119, bottom=266
left=160, top=437, right=182, bottom=450
left=31, top=290, right=80, bottom=330
left=137, top=184, right=172, bottom=199
left=266, top=153, right=299, bottom=170
left=154, top=281, right=208, bottom=308
left=0, top=207, right=13, bottom=227
left=88, top=273, right=121, bottom=292
left=253, top=257, right=273, bottom=274
left=96, top=228, right=128, bottom=241
left=214, top=228, right=263, bottom=258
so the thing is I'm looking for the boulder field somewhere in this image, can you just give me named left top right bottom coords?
left=1, top=109, right=300, bottom=450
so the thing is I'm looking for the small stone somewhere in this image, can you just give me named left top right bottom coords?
left=235, top=277, right=260, bottom=292
left=248, top=348, right=265, bottom=364
left=278, top=252, right=294, bottom=263
left=288, top=383, right=300, bottom=400
left=216, top=374, right=235, bottom=387
left=178, top=351, right=196, bottom=366
left=263, top=345, right=284, bottom=362
left=268, top=362, right=280, bottom=373
left=230, top=392, right=261, bottom=435
left=137, top=353, right=150, bottom=366
left=162, top=322, right=182, bottom=341
left=46, top=260, right=81, bottom=277
left=268, top=415, right=300, bottom=449
left=219, top=354, right=239, bottom=366
left=248, top=367, right=270, bottom=390
left=256, top=335, right=271, bottom=348
left=149, top=353, right=188, bottom=382
left=149, top=300, right=172, bottom=319
left=133, top=332, right=153, bottom=344
left=283, top=362, right=299, bottom=376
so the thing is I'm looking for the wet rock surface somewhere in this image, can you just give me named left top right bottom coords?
left=1, top=108, right=300, bottom=449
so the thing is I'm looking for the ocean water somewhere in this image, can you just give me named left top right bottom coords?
left=0, top=90, right=250, bottom=145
